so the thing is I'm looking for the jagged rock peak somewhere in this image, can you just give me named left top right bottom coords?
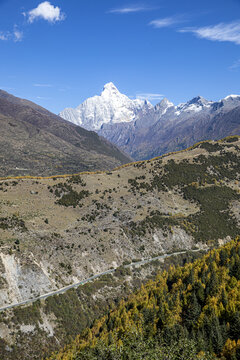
left=159, top=97, right=174, bottom=107
left=188, top=95, right=210, bottom=105
left=154, top=97, right=174, bottom=115
left=175, top=95, right=213, bottom=116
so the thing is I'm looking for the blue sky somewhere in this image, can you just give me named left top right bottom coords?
left=0, top=0, right=240, bottom=113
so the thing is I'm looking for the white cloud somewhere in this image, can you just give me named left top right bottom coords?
left=109, top=6, right=151, bottom=14
left=136, top=93, right=164, bottom=101
left=27, top=1, right=65, bottom=23
left=179, top=21, right=240, bottom=45
left=0, top=2, right=65, bottom=44
left=150, top=17, right=182, bottom=28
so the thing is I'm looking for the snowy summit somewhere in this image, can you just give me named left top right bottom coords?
left=60, top=82, right=152, bottom=131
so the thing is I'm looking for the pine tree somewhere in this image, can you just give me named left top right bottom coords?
left=185, top=292, right=201, bottom=330
left=230, top=312, right=240, bottom=340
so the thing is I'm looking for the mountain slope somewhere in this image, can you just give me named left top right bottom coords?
left=48, top=237, right=240, bottom=360
left=59, top=82, right=153, bottom=131
left=0, top=136, right=240, bottom=359
left=0, top=90, right=132, bottom=177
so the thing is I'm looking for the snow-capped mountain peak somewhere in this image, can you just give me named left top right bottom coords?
left=189, top=95, right=209, bottom=105
left=101, top=82, right=122, bottom=99
left=175, top=96, right=213, bottom=116
left=155, top=98, right=174, bottom=116
left=161, top=97, right=174, bottom=107
left=102, top=82, right=119, bottom=93
left=60, top=83, right=151, bottom=131
left=223, top=94, right=240, bottom=101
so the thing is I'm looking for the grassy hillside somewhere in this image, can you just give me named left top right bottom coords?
left=0, top=136, right=239, bottom=359
left=48, top=237, right=240, bottom=360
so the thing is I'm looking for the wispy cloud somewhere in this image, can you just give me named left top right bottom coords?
left=0, top=32, right=10, bottom=41
left=229, top=59, right=240, bottom=70
left=109, top=5, right=153, bottom=14
left=150, top=16, right=184, bottom=28
left=13, top=27, right=23, bottom=42
left=179, top=21, right=240, bottom=45
left=34, top=83, right=53, bottom=87
left=0, top=27, right=23, bottom=42
left=136, top=93, right=164, bottom=101
left=36, top=96, right=51, bottom=100
left=26, top=1, right=65, bottom=23
left=0, top=86, right=14, bottom=91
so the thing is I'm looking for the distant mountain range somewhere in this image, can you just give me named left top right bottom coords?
left=0, top=90, right=131, bottom=177
left=60, top=84, right=240, bottom=160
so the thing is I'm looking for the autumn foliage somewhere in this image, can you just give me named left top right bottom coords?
left=47, top=237, right=240, bottom=360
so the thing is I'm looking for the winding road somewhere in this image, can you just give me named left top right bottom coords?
left=0, top=249, right=205, bottom=312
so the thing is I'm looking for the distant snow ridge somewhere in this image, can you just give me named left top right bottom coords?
left=60, top=83, right=240, bottom=135
left=60, top=82, right=153, bottom=131
left=223, top=95, right=240, bottom=101
left=174, top=96, right=213, bottom=116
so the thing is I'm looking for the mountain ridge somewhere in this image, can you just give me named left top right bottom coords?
left=60, top=84, right=240, bottom=160
left=1, top=135, right=236, bottom=181
left=0, top=90, right=132, bottom=177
